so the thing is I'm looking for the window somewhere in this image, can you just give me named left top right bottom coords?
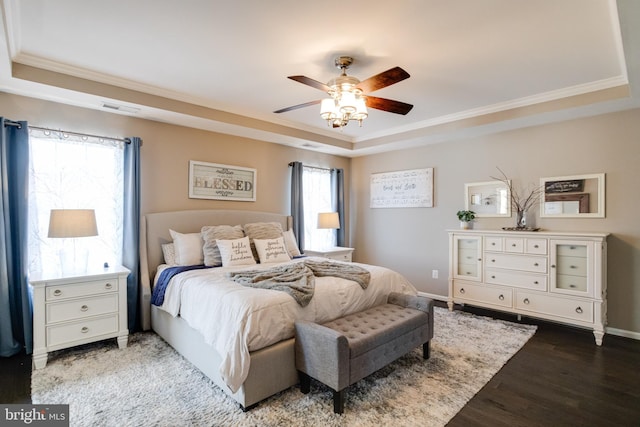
left=302, top=166, right=335, bottom=249
left=27, top=129, right=124, bottom=273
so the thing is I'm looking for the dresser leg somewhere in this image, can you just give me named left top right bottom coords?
left=33, top=352, right=48, bottom=369
left=593, top=330, right=604, bottom=346
left=117, top=334, right=128, bottom=349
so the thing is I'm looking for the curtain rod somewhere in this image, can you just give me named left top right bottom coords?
left=288, top=162, right=331, bottom=172
left=4, top=120, right=132, bottom=144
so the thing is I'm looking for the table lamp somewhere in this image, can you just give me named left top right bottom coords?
left=48, top=209, right=98, bottom=272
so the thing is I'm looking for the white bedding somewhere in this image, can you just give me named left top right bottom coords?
left=156, top=257, right=417, bottom=392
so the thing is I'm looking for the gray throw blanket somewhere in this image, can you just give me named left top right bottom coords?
left=227, top=260, right=371, bottom=307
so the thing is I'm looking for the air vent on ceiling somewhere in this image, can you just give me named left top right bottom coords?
left=101, top=102, right=140, bottom=114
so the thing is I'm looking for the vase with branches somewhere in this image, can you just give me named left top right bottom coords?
left=491, top=167, right=542, bottom=229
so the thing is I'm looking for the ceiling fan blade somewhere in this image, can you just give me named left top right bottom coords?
left=274, top=100, right=321, bottom=114
left=357, top=67, right=410, bottom=93
left=288, top=75, right=330, bottom=92
left=365, top=96, right=413, bottom=115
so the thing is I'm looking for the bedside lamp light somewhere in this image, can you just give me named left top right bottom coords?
left=317, top=212, right=340, bottom=229
left=48, top=209, right=98, bottom=272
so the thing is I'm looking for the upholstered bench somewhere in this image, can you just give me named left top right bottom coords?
left=294, top=292, right=434, bottom=414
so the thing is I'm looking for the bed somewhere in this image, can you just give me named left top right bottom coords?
left=139, top=209, right=417, bottom=410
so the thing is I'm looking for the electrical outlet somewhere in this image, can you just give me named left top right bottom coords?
left=432, top=269, right=439, bottom=279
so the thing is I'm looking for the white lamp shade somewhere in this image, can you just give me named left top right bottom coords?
left=320, top=98, right=338, bottom=120
left=317, top=212, right=340, bottom=229
left=48, top=209, right=98, bottom=238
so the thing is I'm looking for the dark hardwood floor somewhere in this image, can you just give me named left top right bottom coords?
left=2, top=304, right=639, bottom=426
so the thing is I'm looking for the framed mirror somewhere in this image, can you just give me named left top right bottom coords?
left=540, top=173, right=605, bottom=218
left=465, top=180, right=511, bottom=217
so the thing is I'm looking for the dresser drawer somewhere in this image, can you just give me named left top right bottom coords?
left=458, top=248, right=479, bottom=264
left=555, top=256, right=588, bottom=276
left=515, top=292, right=593, bottom=323
left=526, top=239, right=547, bottom=255
left=504, top=238, right=524, bottom=253
left=46, top=279, right=117, bottom=301
left=556, top=244, right=588, bottom=257
left=485, top=269, right=547, bottom=291
left=46, top=294, right=118, bottom=323
left=484, top=237, right=503, bottom=251
left=453, top=282, right=512, bottom=308
left=486, top=253, right=547, bottom=273
left=555, top=274, right=588, bottom=292
left=46, top=314, right=119, bottom=348
left=457, top=263, right=478, bottom=278
left=458, top=238, right=478, bottom=249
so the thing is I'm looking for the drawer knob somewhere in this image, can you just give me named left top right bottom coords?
left=491, top=242, right=496, bottom=246
left=570, top=246, right=576, bottom=250
left=570, top=265, right=577, bottom=269
left=491, top=275, right=496, bottom=279
left=81, top=326, right=89, bottom=333
left=551, top=264, right=556, bottom=269
left=498, top=294, right=504, bottom=301
left=477, top=258, right=482, bottom=261
left=53, top=289, right=62, bottom=296
left=534, top=263, right=539, bottom=267
left=105, top=283, right=113, bottom=289
left=459, top=288, right=465, bottom=294
left=534, top=281, right=539, bottom=285
left=512, top=243, right=516, bottom=247
left=491, top=259, right=496, bottom=263
left=81, top=305, right=89, bottom=312
left=575, top=306, right=583, bottom=314
left=523, top=298, right=530, bottom=305
left=534, top=245, right=539, bottom=248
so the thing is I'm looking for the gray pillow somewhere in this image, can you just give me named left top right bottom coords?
left=243, top=222, right=284, bottom=261
left=201, top=225, right=244, bottom=266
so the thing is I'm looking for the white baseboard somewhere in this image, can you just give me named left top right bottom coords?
left=417, top=292, right=639, bottom=341
left=605, top=327, right=640, bottom=341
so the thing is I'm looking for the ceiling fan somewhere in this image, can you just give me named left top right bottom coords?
left=274, top=56, right=413, bottom=128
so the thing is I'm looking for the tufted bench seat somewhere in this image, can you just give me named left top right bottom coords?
left=294, top=292, right=434, bottom=414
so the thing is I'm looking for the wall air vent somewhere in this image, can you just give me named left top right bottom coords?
left=101, top=102, right=140, bottom=114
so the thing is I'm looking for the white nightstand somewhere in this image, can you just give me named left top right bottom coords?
left=30, top=265, right=130, bottom=369
left=304, top=247, right=354, bottom=262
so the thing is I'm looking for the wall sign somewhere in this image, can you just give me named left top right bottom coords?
left=189, top=160, right=257, bottom=201
left=370, top=168, right=433, bottom=208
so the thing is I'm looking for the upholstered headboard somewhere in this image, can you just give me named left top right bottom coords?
left=139, top=209, right=292, bottom=330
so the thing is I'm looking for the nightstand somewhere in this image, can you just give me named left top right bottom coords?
left=30, top=265, right=130, bottom=369
left=304, top=247, right=354, bottom=262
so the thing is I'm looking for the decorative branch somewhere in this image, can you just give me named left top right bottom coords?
left=490, top=167, right=542, bottom=212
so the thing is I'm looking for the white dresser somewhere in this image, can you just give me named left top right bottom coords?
left=448, top=230, right=608, bottom=345
left=304, top=246, right=354, bottom=262
left=30, top=265, right=130, bottom=368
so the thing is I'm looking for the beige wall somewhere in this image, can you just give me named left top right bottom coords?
left=3, top=91, right=638, bottom=334
left=352, top=108, right=640, bottom=334
left=0, top=92, right=351, bottom=222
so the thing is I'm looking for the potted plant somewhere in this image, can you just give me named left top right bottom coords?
left=456, top=210, right=476, bottom=229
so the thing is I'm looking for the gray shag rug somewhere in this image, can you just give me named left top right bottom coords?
left=32, top=307, right=536, bottom=427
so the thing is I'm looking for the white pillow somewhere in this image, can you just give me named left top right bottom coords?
left=282, top=229, right=302, bottom=257
left=169, top=229, right=204, bottom=266
left=216, top=236, right=257, bottom=267
left=254, top=237, right=292, bottom=264
left=161, top=243, right=177, bottom=266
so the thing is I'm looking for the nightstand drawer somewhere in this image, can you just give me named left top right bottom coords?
left=46, top=294, right=118, bottom=323
left=327, top=252, right=352, bottom=262
left=46, top=314, right=119, bottom=348
left=46, top=279, right=117, bottom=301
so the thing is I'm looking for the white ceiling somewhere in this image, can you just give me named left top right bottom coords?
left=1, top=0, right=639, bottom=156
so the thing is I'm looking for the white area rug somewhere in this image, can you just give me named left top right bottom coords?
left=32, top=307, right=536, bottom=426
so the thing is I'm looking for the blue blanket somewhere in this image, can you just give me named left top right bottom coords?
left=151, top=265, right=213, bottom=306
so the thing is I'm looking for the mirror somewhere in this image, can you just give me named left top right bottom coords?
left=465, top=181, right=511, bottom=217
left=540, top=173, right=605, bottom=218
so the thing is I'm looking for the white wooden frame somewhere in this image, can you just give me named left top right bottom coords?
left=189, top=160, right=257, bottom=201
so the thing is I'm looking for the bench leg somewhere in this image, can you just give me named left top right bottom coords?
left=423, top=341, right=431, bottom=360
left=333, top=389, right=345, bottom=414
left=299, top=371, right=311, bottom=394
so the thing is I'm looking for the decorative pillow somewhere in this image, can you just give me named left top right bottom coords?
left=254, top=237, right=291, bottom=264
left=201, top=225, right=244, bottom=266
left=161, top=243, right=177, bottom=266
left=216, top=236, right=256, bottom=267
left=282, top=229, right=302, bottom=257
left=243, top=222, right=285, bottom=260
left=169, top=229, right=204, bottom=266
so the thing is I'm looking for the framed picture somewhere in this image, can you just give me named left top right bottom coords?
left=370, top=168, right=433, bottom=208
left=464, top=180, right=511, bottom=217
left=189, top=160, right=257, bottom=201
